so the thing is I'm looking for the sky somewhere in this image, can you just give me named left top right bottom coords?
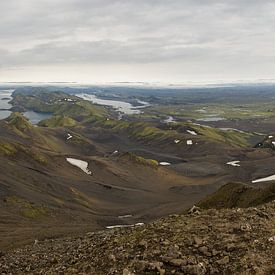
left=0, top=0, right=275, bottom=84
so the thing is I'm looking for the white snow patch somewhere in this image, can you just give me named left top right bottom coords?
left=272, top=142, right=275, bottom=146
left=163, top=116, right=176, bottom=123
left=226, top=161, right=240, bottom=167
left=159, top=162, right=171, bottom=166
left=66, top=158, right=92, bottom=175
left=187, top=130, right=197, bottom=135
left=219, top=128, right=246, bottom=134
left=174, top=139, right=180, bottom=144
left=118, top=214, right=133, bottom=219
left=252, top=174, right=275, bottom=183
left=106, top=222, right=144, bottom=229
left=186, top=140, right=193, bottom=145
left=67, top=133, right=73, bottom=140
left=269, top=135, right=273, bottom=138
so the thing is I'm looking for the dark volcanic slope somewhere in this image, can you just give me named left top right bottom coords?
left=0, top=113, right=222, bottom=250
left=0, top=202, right=274, bottom=274
left=2, top=90, right=275, bottom=255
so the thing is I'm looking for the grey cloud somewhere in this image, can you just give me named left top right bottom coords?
left=0, top=0, right=275, bottom=81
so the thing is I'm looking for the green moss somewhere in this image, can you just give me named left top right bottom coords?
left=6, top=196, right=49, bottom=219
left=0, top=142, right=17, bottom=155
left=6, top=112, right=32, bottom=131
left=185, top=122, right=251, bottom=147
left=198, top=182, right=275, bottom=209
left=70, top=187, right=97, bottom=209
left=120, top=152, right=159, bottom=168
left=87, top=114, right=251, bottom=148
left=31, top=153, right=48, bottom=164
left=11, top=91, right=108, bottom=121
left=38, top=115, right=78, bottom=127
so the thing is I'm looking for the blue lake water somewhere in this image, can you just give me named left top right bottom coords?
left=0, top=110, right=12, bottom=120
left=0, top=90, right=13, bottom=119
left=76, top=93, right=150, bottom=115
left=23, top=111, right=52, bottom=125
left=0, top=90, right=52, bottom=124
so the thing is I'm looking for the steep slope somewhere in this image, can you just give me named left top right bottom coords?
left=0, top=202, right=274, bottom=274
left=1, top=113, right=222, bottom=251
left=197, top=182, right=275, bottom=209
left=38, top=115, right=78, bottom=127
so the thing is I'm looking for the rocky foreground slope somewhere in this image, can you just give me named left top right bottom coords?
left=0, top=202, right=274, bottom=274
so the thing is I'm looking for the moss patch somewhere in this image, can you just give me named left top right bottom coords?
left=5, top=196, right=49, bottom=219
left=119, top=152, right=159, bottom=168
left=198, top=182, right=275, bottom=209
left=38, top=115, right=78, bottom=128
left=0, top=142, right=17, bottom=155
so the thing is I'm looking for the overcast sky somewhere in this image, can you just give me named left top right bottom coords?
left=0, top=0, right=275, bottom=83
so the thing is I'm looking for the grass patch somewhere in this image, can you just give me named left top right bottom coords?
left=120, top=152, right=158, bottom=168
left=198, top=182, right=275, bottom=209
left=38, top=115, right=78, bottom=127
left=0, top=142, right=17, bottom=155
left=185, top=122, right=251, bottom=147
left=5, top=196, right=49, bottom=219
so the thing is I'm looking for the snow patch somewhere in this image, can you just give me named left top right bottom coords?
left=226, top=161, right=240, bottom=167
left=186, top=140, right=193, bottom=145
left=159, top=162, right=171, bottom=166
left=187, top=130, right=197, bottom=135
left=67, top=133, right=73, bottom=140
left=118, top=214, right=133, bottom=219
left=66, top=158, right=92, bottom=175
left=269, top=135, right=273, bottom=138
left=164, top=116, right=175, bottom=123
left=252, top=174, right=275, bottom=183
left=174, top=139, right=180, bottom=144
left=106, top=222, right=144, bottom=229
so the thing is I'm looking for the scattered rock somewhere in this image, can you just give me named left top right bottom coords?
left=268, top=236, right=275, bottom=242
left=188, top=205, right=201, bottom=215
left=0, top=202, right=274, bottom=274
left=169, top=258, right=187, bottom=267
left=216, top=256, right=230, bottom=265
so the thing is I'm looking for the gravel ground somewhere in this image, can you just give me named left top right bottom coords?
left=0, top=202, right=274, bottom=274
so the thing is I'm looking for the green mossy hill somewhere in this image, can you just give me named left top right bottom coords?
left=89, top=117, right=251, bottom=147
left=4, top=112, right=47, bottom=141
left=119, top=152, right=159, bottom=168
left=91, top=118, right=179, bottom=143
left=0, top=138, right=48, bottom=163
left=184, top=122, right=251, bottom=147
left=38, top=115, right=78, bottom=128
left=11, top=91, right=107, bottom=119
left=198, top=182, right=275, bottom=209
left=6, top=112, right=33, bottom=131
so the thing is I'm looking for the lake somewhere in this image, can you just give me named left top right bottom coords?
left=76, top=93, right=150, bottom=115
left=23, top=111, right=52, bottom=125
left=0, top=90, right=52, bottom=124
left=0, top=90, right=13, bottom=119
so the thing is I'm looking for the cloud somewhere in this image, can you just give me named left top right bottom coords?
left=0, top=0, right=275, bottom=82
